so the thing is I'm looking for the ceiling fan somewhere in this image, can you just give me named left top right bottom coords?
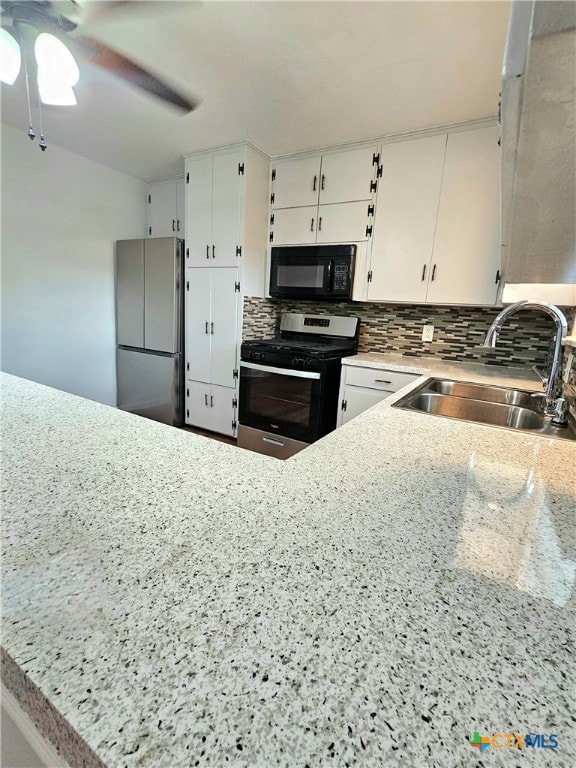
left=0, top=0, right=199, bottom=113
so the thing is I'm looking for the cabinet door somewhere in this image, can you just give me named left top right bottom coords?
left=116, top=239, right=144, bottom=348
left=186, top=157, right=213, bottom=266
left=212, top=150, right=243, bottom=267
left=340, top=386, right=387, bottom=425
left=210, top=269, right=239, bottom=388
left=271, top=206, right=317, bottom=245
left=368, top=134, right=446, bottom=303
left=319, top=147, right=377, bottom=205
left=175, top=177, right=185, bottom=235
left=426, top=126, right=500, bottom=305
left=316, top=201, right=371, bottom=244
left=185, top=380, right=211, bottom=429
left=209, top=384, right=236, bottom=437
left=148, top=181, right=177, bottom=238
left=186, top=269, right=211, bottom=382
left=272, top=155, right=321, bottom=209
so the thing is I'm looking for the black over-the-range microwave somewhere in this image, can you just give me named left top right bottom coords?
left=269, top=244, right=356, bottom=300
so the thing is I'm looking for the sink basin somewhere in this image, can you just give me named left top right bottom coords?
left=428, top=379, right=534, bottom=408
left=408, top=393, right=545, bottom=430
left=393, top=378, right=576, bottom=441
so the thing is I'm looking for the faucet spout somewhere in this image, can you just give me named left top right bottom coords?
left=482, top=300, right=569, bottom=424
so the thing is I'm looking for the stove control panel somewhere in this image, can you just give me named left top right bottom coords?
left=243, top=349, right=265, bottom=361
left=291, top=357, right=313, bottom=368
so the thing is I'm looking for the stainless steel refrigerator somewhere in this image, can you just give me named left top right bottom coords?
left=115, top=237, right=184, bottom=426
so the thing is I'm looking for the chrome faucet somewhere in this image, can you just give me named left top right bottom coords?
left=482, top=300, right=569, bottom=426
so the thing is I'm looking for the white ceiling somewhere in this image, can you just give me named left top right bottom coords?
left=0, top=0, right=511, bottom=180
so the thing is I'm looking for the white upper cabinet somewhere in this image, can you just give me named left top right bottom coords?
left=318, top=146, right=378, bottom=204
left=368, top=134, right=446, bottom=303
left=185, top=149, right=243, bottom=268
left=365, top=124, right=501, bottom=306
left=425, top=126, right=501, bottom=305
left=271, top=155, right=321, bottom=209
left=211, top=151, right=243, bottom=266
left=270, top=206, right=317, bottom=245
left=316, top=201, right=373, bottom=244
left=147, top=178, right=184, bottom=237
left=269, top=145, right=378, bottom=245
left=185, top=144, right=270, bottom=296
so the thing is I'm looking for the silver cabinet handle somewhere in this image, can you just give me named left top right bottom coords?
left=321, top=174, right=325, bottom=190
left=312, top=175, right=317, bottom=191
left=421, top=264, right=427, bottom=281
left=205, top=321, right=209, bottom=334
left=210, top=322, right=214, bottom=335
left=318, top=216, right=322, bottom=231
left=176, top=219, right=180, bottom=232
left=310, top=218, right=315, bottom=232
left=375, top=379, right=392, bottom=384
left=206, top=245, right=209, bottom=259
left=431, top=264, right=437, bottom=281
left=172, top=219, right=176, bottom=231
left=210, top=395, right=214, bottom=407
left=212, top=245, right=215, bottom=259
left=263, top=436, right=285, bottom=447
left=204, top=394, right=208, bottom=406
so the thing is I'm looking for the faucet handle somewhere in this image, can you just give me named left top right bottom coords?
left=532, top=365, right=548, bottom=388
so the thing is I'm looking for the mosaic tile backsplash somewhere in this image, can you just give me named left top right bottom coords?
left=564, top=348, right=576, bottom=418
left=243, top=297, right=575, bottom=373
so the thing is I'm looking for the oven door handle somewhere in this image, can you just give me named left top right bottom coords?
left=241, top=362, right=321, bottom=380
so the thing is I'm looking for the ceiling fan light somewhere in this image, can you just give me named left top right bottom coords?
left=35, top=33, right=79, bottom=105
left=0, top=28, right=22, bottom=85
left=38, top=80, right=77, bottom=106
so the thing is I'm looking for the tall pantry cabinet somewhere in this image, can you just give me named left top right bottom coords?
left=184, top=143, right=269, bottom=437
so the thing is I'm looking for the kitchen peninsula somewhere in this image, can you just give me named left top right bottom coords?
left=2, top=367, right=574, bottom=767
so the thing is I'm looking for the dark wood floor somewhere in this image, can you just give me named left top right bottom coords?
left=180, top=425, right=237, bottom=446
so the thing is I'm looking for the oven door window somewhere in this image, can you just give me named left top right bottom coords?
left=239, top=364, right=322, bottom=443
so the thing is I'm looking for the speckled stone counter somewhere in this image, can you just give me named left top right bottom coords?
left=2, top=369, right=575, bottom=767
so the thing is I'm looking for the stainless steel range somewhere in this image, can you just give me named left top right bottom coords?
left=238, top=313, right=360, bottom=459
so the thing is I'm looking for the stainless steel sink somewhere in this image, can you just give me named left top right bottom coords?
left=393, top=378, right=576, bottom=441
left=427, top=379, right=534, bottom=408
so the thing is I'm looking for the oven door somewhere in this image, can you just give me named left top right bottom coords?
left=239, top=361, right=323, bottom=443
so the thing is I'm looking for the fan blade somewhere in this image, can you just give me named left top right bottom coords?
left=70, top=35, right=199, bottom=112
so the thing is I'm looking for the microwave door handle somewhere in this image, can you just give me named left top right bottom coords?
left=327, top=260, right=334, bottom=291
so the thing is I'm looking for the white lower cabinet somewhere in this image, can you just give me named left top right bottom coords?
left=337, top=364, right=419, bottom=426
left=186, top=382, right=237, bottom=437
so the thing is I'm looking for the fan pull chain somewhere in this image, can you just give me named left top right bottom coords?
left=23, top=52, right=35, bottom=141
left=37, top=90, right=47, bottom=152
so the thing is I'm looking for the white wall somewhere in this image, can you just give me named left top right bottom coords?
left=1, top=124, right=147, bottom=405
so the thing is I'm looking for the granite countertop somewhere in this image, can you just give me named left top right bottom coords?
left=1, top=367, right=575, bottom=767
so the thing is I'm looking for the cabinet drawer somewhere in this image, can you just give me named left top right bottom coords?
left=345, top=366, right=419, bottom=392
